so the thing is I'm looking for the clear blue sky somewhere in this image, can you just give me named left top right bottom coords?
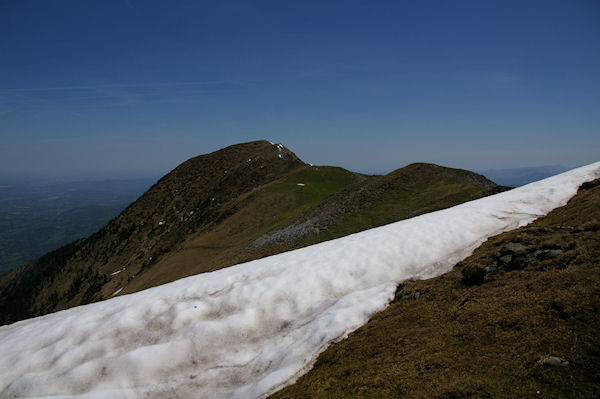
left=1, top=0, right=599, bottom=179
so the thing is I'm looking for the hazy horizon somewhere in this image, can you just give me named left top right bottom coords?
left=1, top=1, right=598, bottom=178
left=0, top=152, right=580, bottom=184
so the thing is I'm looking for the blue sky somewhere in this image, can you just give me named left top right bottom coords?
left=1, top=0, right=599, bottom=179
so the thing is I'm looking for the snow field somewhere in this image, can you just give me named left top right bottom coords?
left=0, top=162, right=599, bottom=399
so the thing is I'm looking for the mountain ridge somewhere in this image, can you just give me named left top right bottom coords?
left=0, top=140, right=506, bottom=325
left=1, top=161, right=597, bottom=399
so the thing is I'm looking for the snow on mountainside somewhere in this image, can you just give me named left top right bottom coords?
left=1, top=162, right=599, bottom=399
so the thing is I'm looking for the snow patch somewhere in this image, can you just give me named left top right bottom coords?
left=297, top=183, right=306, bottom=186
left=111, top=287, right=123, bottom=297
left=0, top=162, right=598, bottom=399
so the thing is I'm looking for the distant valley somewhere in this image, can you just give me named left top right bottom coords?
left=478, top=165, right=569, bottom=187
left=0, top=178, right=156, bottom=274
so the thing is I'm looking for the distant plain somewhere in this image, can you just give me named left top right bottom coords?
left=0, top=178, right=155, bottom=274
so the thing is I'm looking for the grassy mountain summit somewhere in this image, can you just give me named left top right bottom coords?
left=0, top=140, right=505, bottom=325
left=252, top=162, right=504, bottom=249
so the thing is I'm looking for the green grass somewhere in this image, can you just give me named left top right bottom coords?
left=258, top=165, right=366, bottom=225
left=305, top=174, right=501, bottom=244
left=120, top=164, right=365, bottom=292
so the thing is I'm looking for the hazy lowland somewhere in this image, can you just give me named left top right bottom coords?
left=0, top=178, right=155, bottom=274
left=478, top=165, right=569, bottom=187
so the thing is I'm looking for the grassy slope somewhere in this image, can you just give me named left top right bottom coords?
left=252, top=163, right=505, bottom=252
left=271, top=180, right=600, bottom=399
left=120, top=165, right=365, bottom=294
left=125, top=164, right=501, bottom=295
left=0, top=144, right=505, bottom=326
left=319, top=164, right=503, bottom=241
left=1, top=141, right=311, bottom=324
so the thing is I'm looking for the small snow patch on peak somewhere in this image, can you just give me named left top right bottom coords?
left=297, top=183, right=305, bottom=186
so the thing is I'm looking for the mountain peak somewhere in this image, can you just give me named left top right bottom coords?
left=193, top=140, right=302, bottom=164
left=391, top=162, right=497, bottom=189
left=266, top=141, right=302, bottom=162
left=0, top=142, right=508, bottom=326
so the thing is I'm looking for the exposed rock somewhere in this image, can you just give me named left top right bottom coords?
left=491, top=244, right=563, bottom=272
left=483, top=261, right=498, bottom=273
left=498, top=254, right=513, bottom=266
left=534, top=249, right=563, bottom=260
left=497, top=252, right=523, bottom=270
left=523, top=253, right=539, bottom=267
left=580, top=179, right=600, bottom=190
left=503, top=242, right=529, bottom=255
left=522, top=226, right=548, bottom=235
left=249, top=217, right=321, bottom=248
left=461, top=264, right=486, bottom=286
left=541, top=356, right=569, bottom=367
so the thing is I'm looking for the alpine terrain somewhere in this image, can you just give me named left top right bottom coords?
left=0, top=159, right=597, bottom=399
left=271, top=177, right=600, bottom=398
left=0, top=140, right=505, bottom=325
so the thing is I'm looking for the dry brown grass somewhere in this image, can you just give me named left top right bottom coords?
left=271, top=180, right=600, bottom=399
